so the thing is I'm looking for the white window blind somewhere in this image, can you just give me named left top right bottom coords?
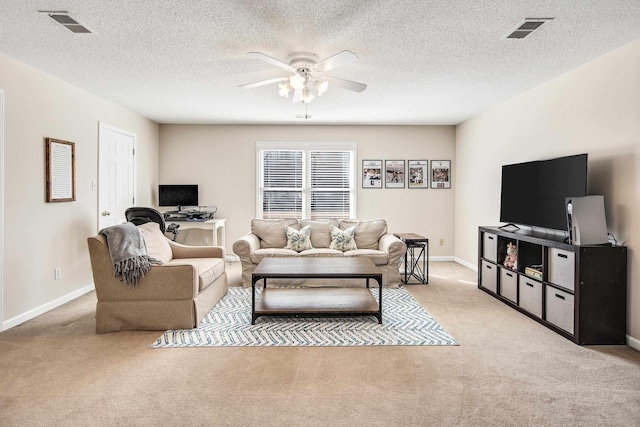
left=261, top=150, right=303, bottom=219
left=257, top=143, right=356, bottom=220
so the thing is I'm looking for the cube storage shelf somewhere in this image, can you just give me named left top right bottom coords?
left=478, top=226, right=627, bottom=345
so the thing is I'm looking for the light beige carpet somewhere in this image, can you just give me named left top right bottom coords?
left=1, top=261, right=639, bottom=426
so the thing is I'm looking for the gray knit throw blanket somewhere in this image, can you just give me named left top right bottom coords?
left=99, top=222, right=161, bottom=286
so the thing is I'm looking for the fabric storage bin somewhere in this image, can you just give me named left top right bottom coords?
left=499, top=268, right=518, bottom=303
left=481, top=260, right=497, bottom=293
left=545, top=286, right=575, bottom=334
left=519, top=275, right=542, bottom=318
left=483, top=233, right=497, bottom=263
left=548, top=248, right=575, bottom=291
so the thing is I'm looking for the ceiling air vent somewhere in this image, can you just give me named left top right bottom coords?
left=503, top=18, right=553, bottom=40
left=39, top=10, right=93, bottom=34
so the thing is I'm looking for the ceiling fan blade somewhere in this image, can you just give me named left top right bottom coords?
left=238, top=77, right=288, bottom=89
left=247, top=52, right=295, bottom=72
left=314, top=50, right=358, bottom=73
left=292, top=88, right=303, bottom=103
left=324, top=76, right=367, bottom=93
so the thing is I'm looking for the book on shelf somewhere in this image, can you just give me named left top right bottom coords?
left=524, top=266, right=543, bottom=280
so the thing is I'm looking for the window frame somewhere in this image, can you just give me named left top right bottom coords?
left=256, top=142, right=357, bottom=220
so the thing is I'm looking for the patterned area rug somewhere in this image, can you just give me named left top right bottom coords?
left=152, top=287, right=458, bottom=347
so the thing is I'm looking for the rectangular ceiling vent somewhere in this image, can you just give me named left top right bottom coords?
left=503, top=18, right=553, bottom=40
left=39, top=10, right=93, bottom=34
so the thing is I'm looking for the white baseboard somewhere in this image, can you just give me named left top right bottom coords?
left=454, top=257, right=478, bottom=271
left=2, top=283, right=95, bottom=331
left=429, top=256, right=455, bottom=262
left=627, top=334, right=640, bottom=351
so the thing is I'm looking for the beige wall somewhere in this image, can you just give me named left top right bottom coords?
left=159, top=125, right=455, bottom=257
left=0, top=54, right=159, bottom=324
left=455, top=39, right=640, bottom=342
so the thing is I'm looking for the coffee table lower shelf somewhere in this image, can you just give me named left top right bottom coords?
left=253, top=288, right=381, bottom=324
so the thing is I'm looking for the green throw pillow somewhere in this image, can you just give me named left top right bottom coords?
left=284, top=225, right=313, bottom=252
left=330, top=225, right=357, bottom=251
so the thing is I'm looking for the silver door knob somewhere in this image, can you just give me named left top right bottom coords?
left=101, top=211, right=111, bottom=216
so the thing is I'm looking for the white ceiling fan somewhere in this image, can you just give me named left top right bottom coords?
left=239, top=50, right=367, bottom=104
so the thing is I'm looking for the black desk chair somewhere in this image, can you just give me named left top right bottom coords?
left=125, top=207, right=180, bottom=241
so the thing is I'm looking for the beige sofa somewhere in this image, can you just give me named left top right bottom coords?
left=87, top=222, right=228, bottom=333
left=233, top=219, right=407, bottom=287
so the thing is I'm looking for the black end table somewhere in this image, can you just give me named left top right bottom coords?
left=394, top=233, right=429, bottom=284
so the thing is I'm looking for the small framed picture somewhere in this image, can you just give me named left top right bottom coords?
left=362, top=160, right=383, bottom=188
left=431, top=160, right=451, bottom=189
left=408, top=160, right=429, bottom=189
left=385, top=160, right=405, bottom=188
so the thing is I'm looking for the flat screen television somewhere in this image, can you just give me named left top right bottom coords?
left=500, top=154, right=588, bottom=231
left=158, top=185, right=198, bottom=209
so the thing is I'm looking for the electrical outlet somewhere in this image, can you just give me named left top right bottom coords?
left=439, top=239, right=444, bottom=246
left=54, top=268, right=61, bottom=280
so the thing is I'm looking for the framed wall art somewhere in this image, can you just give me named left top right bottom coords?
left=45, top=138, right=76, bottom=202
left=431, top=160, right=451, bottom=189
left=385, top=160, right=405, bottom=188
left=362, top=159, right=382, bottom=188
left=408, top=160, right=428, bottom=188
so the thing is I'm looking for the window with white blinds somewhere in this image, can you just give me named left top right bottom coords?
left=257, top=142, right=356, bottom=220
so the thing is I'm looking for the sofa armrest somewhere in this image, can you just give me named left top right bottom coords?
left=168, top=240, right=225, bottom=260
left=233, top=233, right=260, bottom=259
left=379, top=233, right=407, bottom=264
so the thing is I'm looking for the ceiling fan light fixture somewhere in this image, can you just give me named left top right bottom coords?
left=241, top=50, right=366, bottom=105
left=278, top=82, right=291, bottom=97
left=289, top=73, right=306, bottom=90
left=302, top=89, right=314, bottom=104
left=316, top=80, right=329, bottom=96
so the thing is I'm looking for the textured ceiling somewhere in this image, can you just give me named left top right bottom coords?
left=1, top=1, right=640, bottom=125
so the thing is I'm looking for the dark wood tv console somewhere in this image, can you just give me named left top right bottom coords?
left=478, top=226, right=627, bottom=345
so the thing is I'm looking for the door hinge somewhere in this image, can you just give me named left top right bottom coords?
left=132, top=197, right=135, bottom=204
left=132, top=148, right=135, bottom=155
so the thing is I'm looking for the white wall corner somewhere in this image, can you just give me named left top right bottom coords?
left=0, top=90, right=4, bottom=331
left=2, top=283, right=95, bottom=330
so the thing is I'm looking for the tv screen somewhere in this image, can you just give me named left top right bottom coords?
left=500, top=154, right=588, bottom=230
left=158, top=185, right=198, bottom=208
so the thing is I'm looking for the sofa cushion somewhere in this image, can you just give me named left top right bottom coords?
left=330, top=225, right=358, bottom=251
left=340, top=219, right=387, bottom=250
left=251, top=219, right=299, bottom=249
left=166, top=257, right=225, bottom=291
left=251, top=248, right=299, bottom=264
left=137, top=222, right=172, bottom=263
left=298, top=248, right=344, bottom=257
left=299, top=219, right=339, bottom=248
left=285, top=225, right=313, bottom=252
left=343, top=249, right=389, bottom=266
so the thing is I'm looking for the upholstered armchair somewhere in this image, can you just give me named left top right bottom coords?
left=87, top=222, right=228, bottom=333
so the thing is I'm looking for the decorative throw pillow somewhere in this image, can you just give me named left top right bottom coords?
left=284, top=225, right=313, bottom=252
left=136, top=222, right=172, bottom=263
left=330, top=225, right=357, bottom=251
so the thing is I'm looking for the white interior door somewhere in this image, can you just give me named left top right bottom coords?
left=98, top=122, right=136, bottom=231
